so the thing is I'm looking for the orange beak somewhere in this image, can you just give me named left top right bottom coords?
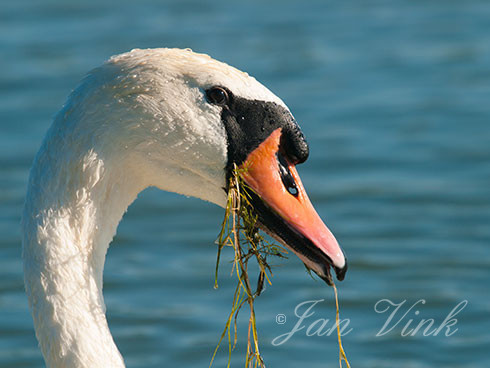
left=239, top=128, right=347, bottom=284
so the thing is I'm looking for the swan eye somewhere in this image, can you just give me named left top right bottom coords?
left=206, top=87, right=229, bottom=106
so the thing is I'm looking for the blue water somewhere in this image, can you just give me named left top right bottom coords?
left=1, top=1, right=489, bottom=367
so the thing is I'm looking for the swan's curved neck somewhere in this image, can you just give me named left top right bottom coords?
left=22, top=139, right=144, bottom=367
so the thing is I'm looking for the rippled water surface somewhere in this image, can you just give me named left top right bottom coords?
left=1, top=1, right=489, bottom=367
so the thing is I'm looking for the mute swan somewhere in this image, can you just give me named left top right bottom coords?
left=22, top=48, right=347, bottom=367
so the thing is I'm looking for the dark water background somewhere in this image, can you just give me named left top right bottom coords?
left=1, top=1, right=489, bottom=367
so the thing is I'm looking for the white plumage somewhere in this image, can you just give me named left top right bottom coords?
left=22, top=48, right=285, bottom=367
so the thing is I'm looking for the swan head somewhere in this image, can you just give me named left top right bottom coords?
left=62, top=48, right=346, bottom=284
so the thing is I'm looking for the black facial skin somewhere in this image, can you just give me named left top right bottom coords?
left=205, top=86, right=347, bottom=284
left=205, top=87, right=309, bottom=177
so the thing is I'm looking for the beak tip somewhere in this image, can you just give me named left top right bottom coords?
left=317, top=256, right=347, bottom=286
left=334, top=258, right=348, bottom=281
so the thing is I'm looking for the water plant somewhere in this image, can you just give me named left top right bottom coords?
left=211, top=165, right=351, bottom=368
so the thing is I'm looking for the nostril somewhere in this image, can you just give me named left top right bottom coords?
left=277, top=153, right=298, bottom=197
left=288, top=186, right=298, bottom=196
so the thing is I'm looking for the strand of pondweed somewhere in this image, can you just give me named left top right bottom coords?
left=210, top=164, right=351, bottom=368
left=333, top=283, right=351, bottom=368
left=210, top=164, right=287, bottom=368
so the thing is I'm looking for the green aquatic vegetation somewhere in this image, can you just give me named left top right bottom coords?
left=211, top=164, right=286, bottom=368
left=333, top=282, right=351, bottom=368
left=211, top=164, right=350, bottom=368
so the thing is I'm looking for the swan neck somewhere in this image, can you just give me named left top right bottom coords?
left=22, top=145, right=143, bottom=367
